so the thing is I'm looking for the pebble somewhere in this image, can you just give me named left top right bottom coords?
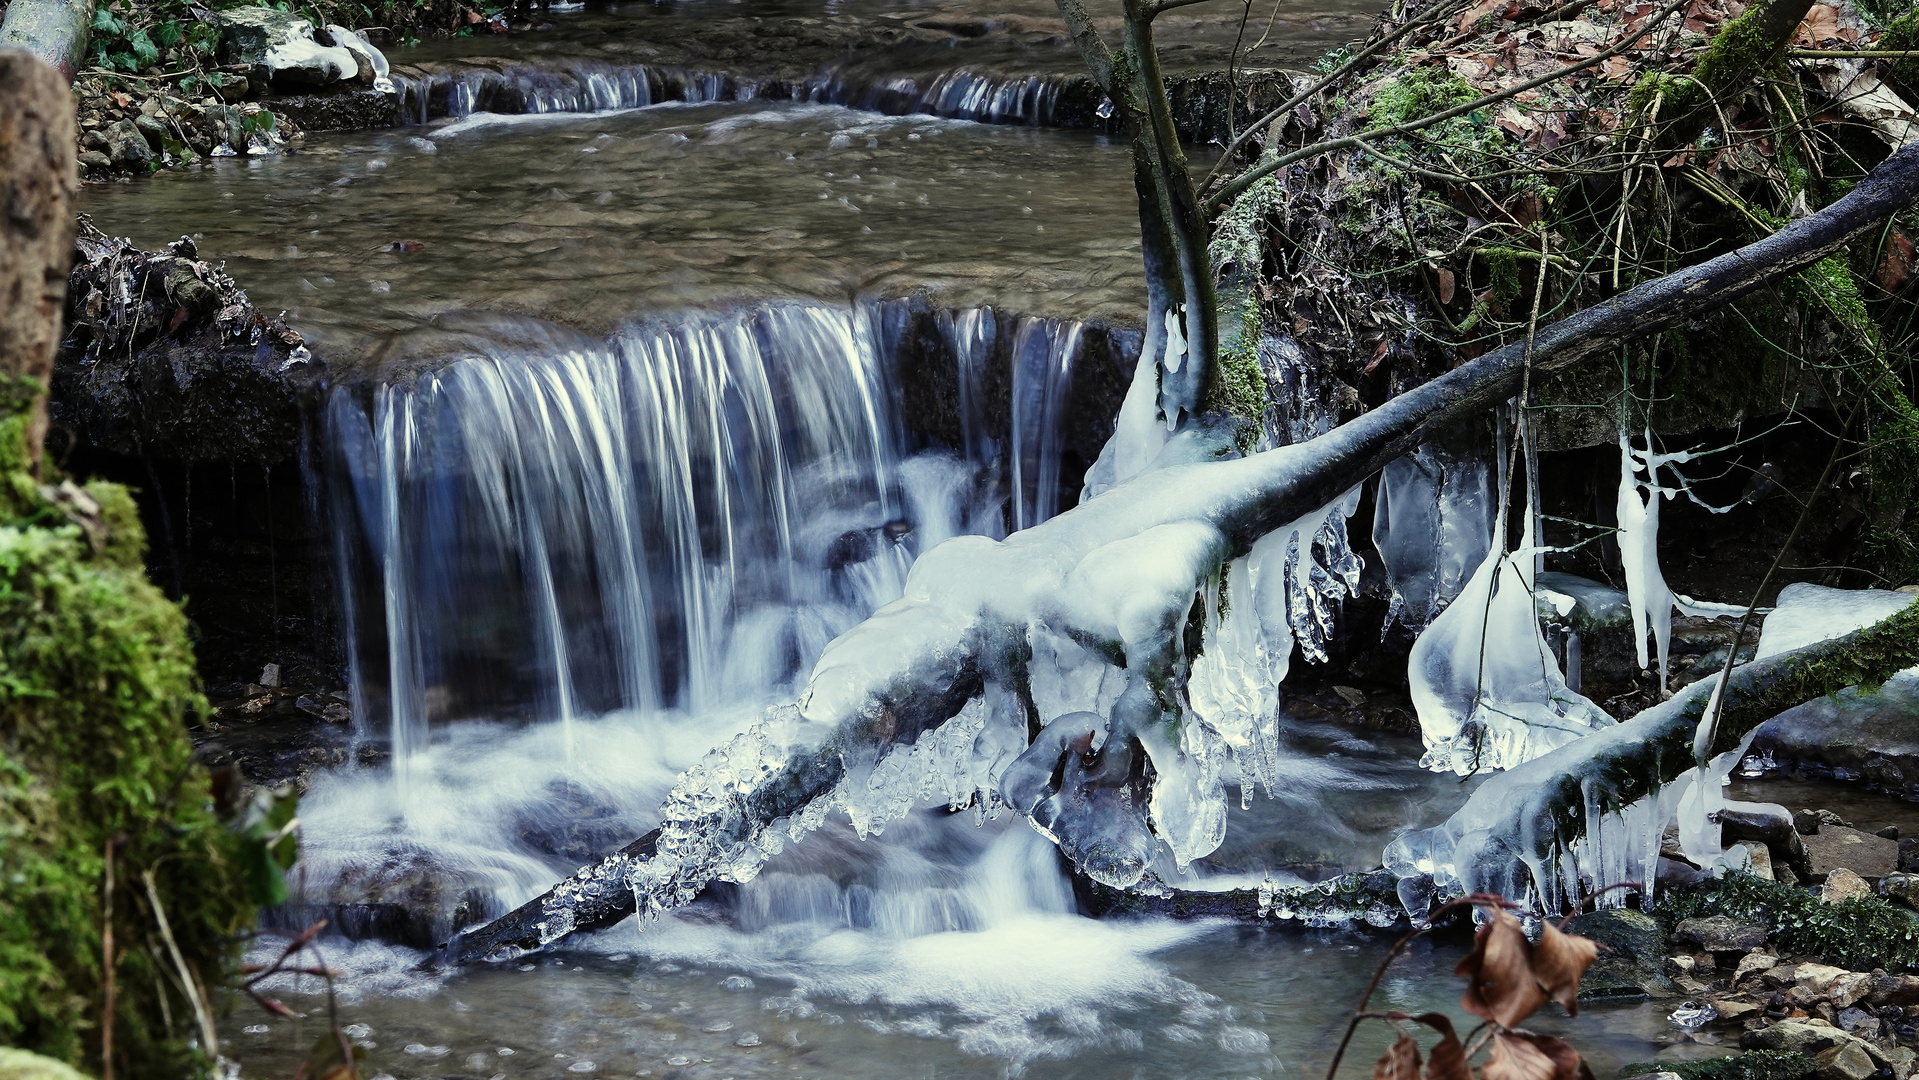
left=567, top=1062, right=597, bottom=1073
left=704, top=1021, right=734, bottom=1033
left=735, top=1033, right=762, bottom=1047
left=403, top=1043, right=450, bottom=1056
left=666, top=1055, right=693, bottom=1066
left=721, top=975, right=754, bottom=991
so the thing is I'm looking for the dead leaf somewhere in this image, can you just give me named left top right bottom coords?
left=1411, top=1013, right=1472, bottom=1080
left=1374, top=1034, right=1423, bottom=1080
left=1456, top=0, right=1507, bottom=32
left=1437, top=267, right=1457, bottom=305
left=1877, top=230, right=1915, bottom=295
left=1483, top=1033, right=1558, bottom=1080
left=1530, top=922, right=1599, bottom=1014
left=1365, top=336, right=1392, bottom=375
left=1794, top=3, right=1841, bottom=45
left=1457, top=910, right=1547, bottom=1029
left=1490, top=1033, right=1595, bottom=1080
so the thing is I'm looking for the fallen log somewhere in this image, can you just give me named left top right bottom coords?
left=0, top=0, right=94, bottom=83
left=448, top=139, right=1919, bottom=964
left=0, top=49, right=77, bottom=470
left=1391, top=600, right=1919, bottom=910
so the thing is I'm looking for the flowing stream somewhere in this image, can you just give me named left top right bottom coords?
left=73, top=4, right=1729, bottom=1076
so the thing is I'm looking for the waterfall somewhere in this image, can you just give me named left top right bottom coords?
left=391, top=61, right=1089, bottom=128
left=325, top=301, right=1113, bottom=803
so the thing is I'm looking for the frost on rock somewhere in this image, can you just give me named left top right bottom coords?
left=1373, top=441, right=1494, bottom=633
left=1758, top=582, right=1918, bottom=658
left=1410, top=506, right=1611, bottom=776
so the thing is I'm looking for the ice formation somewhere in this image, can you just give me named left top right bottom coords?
left=1372, top=440, right=1494, bottom=632
left=1409, top=502, right=1611, bottom=776
left=1615, top=426, right=1746, bottom=684
left=1757, top=581, right=1918, bottom=658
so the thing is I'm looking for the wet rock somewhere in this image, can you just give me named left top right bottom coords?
left=1882, top=873, right=1919, bottom=911
left=75, top=149, right=110, bottom=172
left=1565, top=908, right=1675, bottom=999
left=1822, top=868, right=1874, bottom=903
left=1735, top=950, right=1780, bottom=984
left=1742, top=1018, right=1872, bottom=1057
left=102, top=118, right=151, bottom=168
left=266, top=86, right=398, bottom=132
left=218, top=7, right=359, bottom=89
left=1799, top=809, right=1825, bottom=835
left=53, top=218, right=314, bottom=465
left=133, top=113, right=170, bottom=150
left=1533, top=572, right=1637, bottom=691
left=1805, top=828, right=1901, bottom=882
left=1751, top=670, right=1919, bottom=802
left=1675, top=915, right=1770, bottom=952
left=1815, top=1040, right=1877, bottom=1080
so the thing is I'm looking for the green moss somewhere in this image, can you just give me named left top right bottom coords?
left=1659, top=872, right=1919, bottom=972
left=0, top=389, right=257, bottom=1077
left=1370, top=66, right=1479, bottom=128
left=1622, top=1051, right=1816, bottom=1080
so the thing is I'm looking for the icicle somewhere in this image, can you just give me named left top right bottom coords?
left=1410, top=476, right=1609, bottom=774
left=1373, top=442, right=1495, bottom=633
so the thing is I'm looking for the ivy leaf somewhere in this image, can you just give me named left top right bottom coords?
left=129, top=27, right=160, bottom=69
left=153, top=20, right=184, bottom=48
left=92, top=8, right=124, bottom=34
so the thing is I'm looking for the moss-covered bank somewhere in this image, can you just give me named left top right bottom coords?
left=0, top=376, right=258, bottom=1077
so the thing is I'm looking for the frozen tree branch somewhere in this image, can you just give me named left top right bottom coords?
left=448, top=140, right=1919, bottom=964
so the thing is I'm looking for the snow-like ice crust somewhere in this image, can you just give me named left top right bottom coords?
left=1758, top=581, right=1918, bottom=658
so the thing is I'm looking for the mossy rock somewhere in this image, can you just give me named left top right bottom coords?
left=0, top=1048, right=89, bottom=1080
left=0, top=379, right=257, bottom=1077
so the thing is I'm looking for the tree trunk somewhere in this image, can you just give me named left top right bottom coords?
left=0, top=49, right=77, bottom=471
left=449, top=139, right=1919, bottom=964
left=0, top=0, right=95, bottom=83
left=1055, top=0, right=1218, bottom=425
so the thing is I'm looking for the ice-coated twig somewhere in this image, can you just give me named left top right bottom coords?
left=1386, top=600, right=1919, bottom=913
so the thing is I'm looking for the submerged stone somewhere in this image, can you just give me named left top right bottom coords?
left=1565, top=908, right=1676, bottom=999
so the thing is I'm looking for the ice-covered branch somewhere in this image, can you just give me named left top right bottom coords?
left=452, top=140, right=1919, bottom=963
left=1387, top=601, right=1919, bottom=912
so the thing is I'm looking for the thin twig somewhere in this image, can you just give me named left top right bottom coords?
left=142, top=870, right=220, bottom=1059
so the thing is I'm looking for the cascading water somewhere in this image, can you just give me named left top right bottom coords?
left=301, top=300, right=1114, bottom=952
left=392, top=61, right=1087, bottom=129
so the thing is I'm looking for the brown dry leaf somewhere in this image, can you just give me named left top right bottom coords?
left=1794, top=3, right=1841, bottom=44
left=1601, top=56, right=1632, bottom=78
left=1457, top=910, right=1547, bottom=1029
left=1484, top=1033, right=1558, bottom=1080
left=1374, top=1034, right=1424, bottom=1080
left=1878, top=230, right=1915, bottom=294
left=1490, top=1033, right=1594, bottom=1080
left=1530, top=922, right=1599, bottom=1014
left=1411, top=1013, right=1471, bottom=1080
left=1456, top=0, right=1507, bottom=32
left=1437, top=267, right=1457, bottom=305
